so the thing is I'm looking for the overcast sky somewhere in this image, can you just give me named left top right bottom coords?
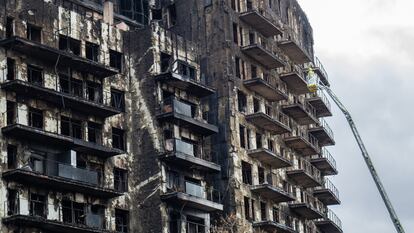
left=297, top=0, right=414, bottom=232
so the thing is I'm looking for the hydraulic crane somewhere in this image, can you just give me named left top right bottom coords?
left=308, top=75, right=406, bottom=233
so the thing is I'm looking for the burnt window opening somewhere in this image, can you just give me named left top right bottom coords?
left=29, top=193, right=46, bottom=217
left=59, top=35, right=81, bottom=56
left=235, top=57, right=241, bottom=78
left=88, top=122, right=102, bottom=144
left=6, top=17, right=14, bottom=38
left=85, top=42, right=100, bottom=62
left=7, top=189, right=18, bottom=216
left=256, top=133, right=262, bottom=149
left=246, top=0, right=253, bottom=10
left=28, top=108, right=43, bottom=129
left=187, top=215, right=205, bottom=233
left=111, top=89, right=125, bottom=111
left=109, top=50, right=123, bottom=71
left=251, top=65, right=257, bottom=79
left=90, top=162, right=105, bottom=186
left=169, top=211, right=180, bottom=233
left=258, top=166, right=265, bottom=184
left=251, top=199, right=256, bottom=221
left=76, top=155, right=87, bottom=169
left=160, top=52, right=172, bottom=72
left=61, top=116, right=83, bottom=139
left=30, top=155, right=45, bottom=173
left=114, top=168, right=128, bottom=192
left=269, top=0, right=272, bottom=8
left=241, top=161, right=252, bottom=185
left=89, top=204, right=106, bottom=229
left=247, top=128, right=253, bottom=150
left=244, top=196, right=250, bottom=220
left=59, top=74, right=84, bottom=98
left=249, top=32, right=255, bottom=44
left=62, top=200, right=85, bottom=225
left=7, top=58, right=15, bottom=80
left=178, top=62, right=196, bottom=80
left=27, top=65, right=43, bottom=86
left=27, top=24, right=41, bottom=42
left=239, top=26, right=244, bottom=46
left=239, top=124, right=246, bottom=149
left=265, top=105, right=272, bottom=116
left=231, top=0, right=236, bottom=10
left=115, top=209, right=129, bottom=233
left=268, top=139, right=274, bottom=152
left=253, top=98, right=260, bottom=113
left=237, top=90, right=247, bottom=113
left=260, top=201, right=267, bottom=220
left=273, top=207, right=279, bottom=222
left=152, top=8, right=162, bottom=20
left=6, top=101, right=16, bottom=125
left=167, top=4, right=177, bottom=28
left=86, top=81, right=103, bottom=103
left=112, top=127, right=125, bottom=150
left=233, top=23, right=238, bottom=44
left=7, top=144, right=17, bottom=169
left=119, top=0, right=149, bottom=25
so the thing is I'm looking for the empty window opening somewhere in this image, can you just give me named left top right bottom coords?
left=62, top=200, right=85, bottom=225
left=169, top=211, right=180, bottom=233
left=6, top=58, right=15, bottom=80
left=231, top=0, right=236, bottom=10
left=244, top=196, right=250, bottom=220
left=233, top=23, right=238, bottom=44
left=6, top=17, right=14, bottom=38
left=6, top=101, right=16, bottom=125
left=187, top=215, right=205, bottom=233
left=119, top=0, right=149, bottom=25
left=247, top=128, right=253, bottom=150
left=27, top=24, right=41, bottom=42
left=251, top=65, right=257, bottom=79
left=152, top=8, right=162, bottom=20
left=258, top=167, right=265, bottom=184
left=30, top=155, right=45, bottom=173
left=260, top=202, right=267, bottom=220
left=59, top=35, right=81, bottom=56
left=256, top=133, right=262, bottom=149
left=241, top=161, right=252, bottom=185
left=28, top=108, right=43, bottom=129
left=111, top=88, right=125, bottom=111
left=114, top=167, right=128, bottom=192
left=268, top=139, right=274, bottom=152
left=29, top=193, right=46, bottom=217
left=112, top=127, right=125, bottom=150
left=61, top=116, right=83, bottom=139
left=7, top=144, right=17, bottom=169
left=27, top=65, right=43, bottom=86
left=85, top=42, right=100, bottom=61
left=253, top=98, right=260, bottom=113
left=178, top=62, right=196, bottom=80
left=265, top=105, right=272, bottom=116
left=251, top=199, right=256, bottom=221
left=86, top=81, right=103, bottom=103
left=247, top=0, right=253, bottom=10
left=239, top=26, right=244, bottom=46
left=235, top=57, right=241, bottom=78
left=160, top=52, right=172, bottom=72
left=273, top=207, right=279, bottom=222
left=239, top=124, right=246, bottom=149
left=88, top=122, right=102, bottom=144
left=115, top=209, right=129, bottom=233
left=249, top=32, right=255, bottom=44
left=167, top=4, right=177, bottom=28
left=7, top=189, right=18, bottom=216
left=237, top=90, right=247, bottom=113
left=110, top=50, right=123, bottom=70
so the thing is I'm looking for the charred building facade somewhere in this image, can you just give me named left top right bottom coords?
left=0, top=0, right=341, bottom=233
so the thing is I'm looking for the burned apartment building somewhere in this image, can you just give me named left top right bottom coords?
left=0, top=0, right=341, bottom=233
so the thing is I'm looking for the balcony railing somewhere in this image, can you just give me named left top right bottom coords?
left=315, top=209, right=343, bottom=233
left=289, top=190, right=325, bottom=219
left=288, top=159, right=322, bottom=183
left=307, top=89, right=332, bottom=117
left=240, top=39, right=285, bottom=69
left=165, top=138, right=217, bottom=163
left=316, top=178, right=340, bottom=199
left=161, top=97, right=194, bottom=118
left=243, top=75, right=288, bottom=101
left=276, top=27, right=312, bottom=64
left=313, top=56, right=329, bottom=86
left=169, top=220, right=207, bottom=233
left=313, top=118, right=334, bottom=141
left=284, top=122, right=320, bottom=156
left=246, top=108, right=291, bottom=135
left=311, top=148, right=337, bottom=175
left=239, top=4, right=283, bottom=37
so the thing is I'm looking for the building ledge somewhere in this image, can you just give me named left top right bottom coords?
left=155, top=72, right=215, bottom=98
left=279, top=71, right=309, bottom=95
left=286, top=169, right=322, bottom=188
left=278, top=39, right=312, bottom=64
left=250, top=184, right=295, bottom=203
left=246, top=112, right=291, bottom=135
left=161, top=192, right=223, bottom=212
left=157, top=112, right=218, bottom=136
left=310, top=157, right=338, bottom=176
left=313, top=188, right=341, bottom=206
left=309, top=126, right=336, bottom=146
left=253, top=220, right=297, bottom=233
left=289, top=203, right=324, bottom=220
left=243, top=78, right=287, bottom=101
left=247, top=148, right=292, bottom=169
left=159, top=152, right=221, bottom=172
left=0, top=36, right=118, bottom=77
left=282, top=103, right=318, bottom=125
left=307, top=96, right=332, bottom=117
left=241, top=44, right=285, bottom=69
left=284, top=135, right=320, bottom=156
left=239, top=10, right=282, bottom=37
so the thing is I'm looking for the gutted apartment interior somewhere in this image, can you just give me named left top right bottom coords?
left=0, top=0, right=341, bottom=233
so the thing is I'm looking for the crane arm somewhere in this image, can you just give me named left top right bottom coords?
left=320, top=85, right=405, bottom=233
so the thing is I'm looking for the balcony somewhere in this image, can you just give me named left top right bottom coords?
left=239, top=10, right=282, bottom=37
left=279, top=66, right=310, bottom=95
left=3, top=160, right=122, bottom=198
left=247, top=148, right=292, bottom=169
left=155, top=72, right=215, bottom=98
left=161, top=180, right=223, bottom=212
left=251, top=183, right=294, bottom=203
left=243, top=77, right=288, bottom=101
left=315, top=209, right=343, bottom=233
left=282, top=100, right=318, bottom=125
left=159, top=138, right=221, bottom=172
left=277, top=30, right=312, bottom=64
left=246, top=111, right=291, bottom=135
left=307, top=90, right=332, bottom=117
left=313, top=57, right=330, bottom=87
left=313, top=178, right=341, bottom=205
left=241, top=43, right=285, bottom=69
left=157, top=97, right=218, bottom=136
left=289, top=191, right=325, bottom=220
left=253, top=211, right=297, bottom=233
left=284, top=126, right=320, bottom=156
left=309, top=119, right=335, bottom=146
left=1, top=79, right=121, bottom=118
left=311, top=149, right=338, bottom=176
left=0, top=36, right=118, bottom=77
left=286, top=159, right=322, bottom=188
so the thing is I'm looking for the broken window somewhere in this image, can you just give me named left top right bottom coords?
left=28, top=108, right=43, bottom=129
left=253, top=98, right=260, bottom=113
left=27, top=65, right=43, bottom=86
left=187, top=215, right=205, bottom=233
left=160, top=52, right=172, bottom=72
left=111, top=88, right=125, bottom=111
left=251, top=65, right=257, bottom=79
left=62, top=200, right=85, bottom=225
left=59, top=35, right=81, bottom=56
left=244, top=196, right=250, bottom=220
left=241, top=161, right=252, bottom=185
left=237, top=90, right=247, bottom=113
left=29, top=193, right=46, bottom=217
left=258, top=167, right=265, bottom=184
left=235, top=57, right=241, bottom=78
left=61, top=116, right=83, bottom=139
left=30, top=155, right=45, bottom=173
left=88, top=122, right=102, bottom=144
left=178, top=62, right=196, bottom=80
left=260, top=202, right=267, bottom=220
left=246, top=0, right=253, bottom=10
left=86, top=81, right=103, bottom=103
left=169, top=211, right=180, bottom=233
left=251, top=199, right=256, bottom=221
left=239, top=124, right=246, bottom=149
left=85, top=41, right=100, bottom=62
left=114, top=167, right=128, bottom=192
left=256, top=133, right=262, bottom=149
left=249, top=32, right=255, bottom=44
left=112, top=127, right=125, bottom=150
left=109, top=50, right=123, bottom=71
left=6, top=101, right=16, bottom=125
left=6, top=17, right=14, bottom=38
left=273, top=207, right=279, bottom=222
left=7, top=144, right=17, bottom=169
left=71, top=78, right=84, bottom=98
left=268, top=139, right=274, bottom=152
left=119, top=0, right=149, bottom=24
left=6, top=58, right=15, bottom=80
left=167, top=4, right=177, bottom=28
left=7, top=189, right=18, bottom=216
left=27, top=24, right=41, bottom=42
left=115, top=209, right=129, bottom=233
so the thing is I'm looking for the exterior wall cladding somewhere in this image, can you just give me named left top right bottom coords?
left=0, top=0, right=341, bottom=233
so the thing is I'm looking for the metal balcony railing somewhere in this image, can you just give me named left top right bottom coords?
left=164, top=138, right=217, bottom=164
left=288, top=158, right=322, bottom=184
left=316, top=178, right=340, bottom=200
left=288, top=122, right=320, bottom=152
left=241, top=31, right=285, bottom=61
left=292, top=190, right=325, bottom=213
left=314, top=56, right=329, bottom=82
left=167, top=176, right=222, bottom=204
left=242, top=2, right=282, bottom=29
left=160, top=97, right=196, bottom=118
left=310, top=89, right=332, bottom=112
left=317, top=209, right=343, bottom=230
left=312, top=148, right=337, bottom=171
left=317, top=118, right=335, bottom=140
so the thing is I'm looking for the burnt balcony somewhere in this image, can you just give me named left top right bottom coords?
left=315, top=209, right=343, bottom=233
left=253, top=211, right=297, bottom=233
left=282, top=100, right=318, bottom=125
left=161, top=180, right=223, bottom=212
left=277, top=30, right=312, bottom=64
left=247, top=148, right=292, bottom=169
left=314, top=178, right=341, bottom=205
left=243, top=77, right=288, bottom=101
left=311, top=149, right=338, bottom=176
left=251, top=182, right=294, bottom=203
left=246, top=110, right=291, bottom=135
left=279, top=65, right=310, bottom=95
left=307, top=90, right=332, bottom=117
left=1, top=79, right=121, bottom=118
left=0, top=36, right=118, bottom=77
left=239, top=10, right=282, bottom=37
left=283, top=126, right=320, bottom=156
left=309, top=119, right=335, bottom=146
left=155, top=72, right=215, bottom=98
left=241, top=43, right=285, bottom=69
left=286, top=159, right=322, bottom=188
left=157, top=97, right=218, bottom=136
left=3, top=159, right=122, bottom=198
left=313, top=57, right=330, bottom=87
left=289, top=191, right=325, bottom=220
left=159, top=138, right=221, bottom=172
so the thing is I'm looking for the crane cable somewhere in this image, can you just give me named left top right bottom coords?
left=307, top=69, right=405, bottom=233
